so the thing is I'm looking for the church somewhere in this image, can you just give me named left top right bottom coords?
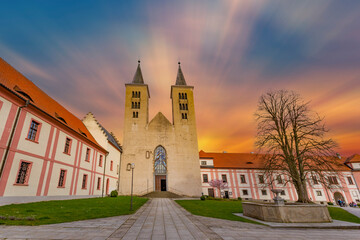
left=119, top=62, right=202, bottom=197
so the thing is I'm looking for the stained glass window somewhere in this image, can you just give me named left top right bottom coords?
left=154, top=146, right=166, bottom=174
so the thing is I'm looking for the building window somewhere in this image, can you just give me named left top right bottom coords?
left=58, top=169, right=67, bottom=187
left=201, top=161, right=207, bottom=165
left=185, top=103, right=188, bottom=110
left=261, top=190, right=267, bottom=196
left=110, top=161, right=113, bottom=171
left=276, top=175, right=283, bottom=184
left=179, top=93, right=181, bottom=99
left=240, top=175, right=246, bottom=183
left=82, top=174, right=88, bottom=189
left=312, top=176, right=319, bottom=185
left=97, top=177, right=101, bottom=190
left=185, top=93, right=187, bottom=99
left=181, top=93, right=184, bottom=99
left=132, top=102, right=134, bottom=108
left=316, top=190, right=322, bottom=196
left=347, top=177, right=354, bottom=185
left=138, top=102, right=140, bottom=109
left=329, top=176, right=338, bottom=185
left=203, top=174, right=208, bottom=183
left=258, top=175, right=265, bottom=184
left=280, top=190, right=285, bottom=196
left=64, top=138, right=72, bottom=154
left=242, top=189, right=248, bottom=195
left=16, top=161, right=32, bottom=184
left=27, top=120, right=40, bottom=141
left=208, top=188, right=215, bottom=197
left=133, top=112, right=139, bottom=118
left=85, top=148, right=90, bottom=162
left=222, top=174, right=227, bottom=183
left=99, top=155, right=103, bottom=167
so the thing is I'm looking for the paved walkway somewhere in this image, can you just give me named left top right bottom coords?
left=343, top=206, right=360, bottom=218
left=0, top=198, right=360, bottom=239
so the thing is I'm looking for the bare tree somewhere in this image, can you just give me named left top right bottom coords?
left=255, top=90, right=341, bottom=203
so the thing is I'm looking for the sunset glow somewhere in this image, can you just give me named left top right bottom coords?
left=1, top=1, right=359, bottom=156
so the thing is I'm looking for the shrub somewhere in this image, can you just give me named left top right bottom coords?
left=327, top=202, right=334, bottom=205
left=207, top=196, right=215, bottom=200
left=200, top=196, right=206, bottom=201
left=110, top=190, right=118, bottom=197
left=237, top=197, right=242, bottom=201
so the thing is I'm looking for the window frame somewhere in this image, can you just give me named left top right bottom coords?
left=221, top=174, right=227, bottom=183
left=63, top=137, right=72, bottom=155
left=85, top=148, right=91, bottom=162
left=110, top=160, right=113, bottom=171
left=97, top=177, right=101, bottom=190
left=316, top=190, right=322, bottom=196
left=14, top=160, right=33, bottom=185
left=58, top=169, right=67, bottom=188
left=99, top=155, right=103, bottom=167
left=82, top=174, right=88, bottom=189
left=261, top=189, right=267, bottom=196
left=26, top=119, right=42, bottom=143
left=242, top=189, right=248, bottom=196
left=258, top=175, right=265, bottom=184
left=203, top=174, right=208, bottom=183
left=347, top=176, right=354, bottom=185
left=240, top=174, right=246, bottom=184
left=276, top=175, right=283, bottom=184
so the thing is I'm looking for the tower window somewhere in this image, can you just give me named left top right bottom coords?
left=185, top=113, right=187, bottom=119
left=138, top=92, right=141, bottom=98
left=132, top=102, right=134, bottom=108
left=179, top=103, right=182, bottom=110
left=182, top=113, right=188, bottom=119
left=132, top=91, right=135, bottom=97
left=179, top=93, right=181, bottom=99
left=133, top=112, right=139, bottom=118
left=181, top=93, right=184, bottom=99
left=185, top=93, right=187, bottom=99
left=135, top=102, right=137, bottom=108
left=185, top=104, right=188, bottom=110
left=138, top=102, right=140, bottom=109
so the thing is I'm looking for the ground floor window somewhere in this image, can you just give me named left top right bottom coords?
left=97, top=177, right=101, bottom=190
left=58, top=169, right=67, bottom=187
left=203, top=174, right=208, bottom=182
left=16, top=161, right=32, bottom=185
left=82, top=174, right=88, bottom=189
left=261, top=190, right=267, bottom=196
left=316, top=190, right=322, bottom=196
left=242, top=189, right=248, bottom=195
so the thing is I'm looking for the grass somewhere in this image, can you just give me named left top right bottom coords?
left=328, top=206, right=360, bottom=224
left=0, top=196, right=148, bottom=226
left=175, top=199, right=260, bottom=224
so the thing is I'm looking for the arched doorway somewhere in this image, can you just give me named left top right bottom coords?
left=154, top=146, right=167, bottom=191
left=334, top=192, right=345, bottom=203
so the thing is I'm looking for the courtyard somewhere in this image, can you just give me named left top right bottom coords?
left=0, top=198, right=360, bottom=240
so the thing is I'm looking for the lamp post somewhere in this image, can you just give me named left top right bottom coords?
left=127, top=163, right=135, bottom=211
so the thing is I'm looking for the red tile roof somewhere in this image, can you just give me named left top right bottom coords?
left=0, top=57, right=103, bottom=150
left=345, top=154, right=360, bottom=163
left=199, top=150, right=350, bottom=171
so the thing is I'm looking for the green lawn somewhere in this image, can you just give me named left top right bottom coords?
left=175, top=199, right=260, bottom=224
left=176, top=200, right=360, bottom=225
left=0, top=196, right=148, bottom=225
left=328, top=206, right=360, bottom=224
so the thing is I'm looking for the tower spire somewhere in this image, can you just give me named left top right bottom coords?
left=175, top=62, right=187, bottom=86
left=132, top=60, right=144, bottom=84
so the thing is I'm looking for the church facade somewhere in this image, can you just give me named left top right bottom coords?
left=119, top=62, right=202, bottom=197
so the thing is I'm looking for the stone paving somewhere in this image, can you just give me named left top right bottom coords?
left=0, top=198, right=360, bottom=239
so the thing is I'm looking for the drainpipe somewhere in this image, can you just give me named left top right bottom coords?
left=102, top=152, right=109, bottom=197
left=0, top=100, right=29, bottom=180
left=117, top=150, right=122, bottom=192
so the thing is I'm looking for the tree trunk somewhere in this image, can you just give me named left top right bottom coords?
left=294, top=180, right=312, bottom=203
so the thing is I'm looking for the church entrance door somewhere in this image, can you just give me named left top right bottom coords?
left=155, top=175, right=166, bottom=191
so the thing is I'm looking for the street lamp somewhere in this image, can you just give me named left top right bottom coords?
left=127, top=163, right=135, bottom=210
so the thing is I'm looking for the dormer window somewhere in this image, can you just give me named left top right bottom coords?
left=14, top=85, right=34, bottom=102
left=55, top=112, right=67, bottom=124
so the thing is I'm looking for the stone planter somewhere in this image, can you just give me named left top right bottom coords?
left=242, top=202, right=332, bottom=223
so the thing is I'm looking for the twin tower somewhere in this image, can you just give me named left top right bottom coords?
left=119, top=62, right=202, bottom=197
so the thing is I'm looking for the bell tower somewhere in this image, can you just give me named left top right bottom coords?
left=120, top=61, right=150, bottom=195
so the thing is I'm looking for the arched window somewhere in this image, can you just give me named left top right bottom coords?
left=132, top=91, right=135, bottom=97
left=138, top=102, right=140, bottom=109
left=181, top=93, right=184, bottom=99
left=182, top=104, right=185, bottom=110
left=179, top=103, right=182, bottom=110
left=132, top=102, right=134, bottom=108
left=133, top=112, right=135, bottom=118
left=154, top=146, right=166, bottom=175
left=185, top=104, right=188, bottom=110
left=182, top=113, right=184, bottom=119
left=179, top=93, right=181, bottom=99
left=136, top=112, right=138, bottom=118
left=138, top=92, right=141, bottom=98
left=135, top=102, right=137, bottom=108
left=185, top=93, right=187, bottom=99
left=185, top=113, right=188, bottom=119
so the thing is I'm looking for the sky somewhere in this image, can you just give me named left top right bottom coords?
left=1, top=0, right=360, bottom=156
